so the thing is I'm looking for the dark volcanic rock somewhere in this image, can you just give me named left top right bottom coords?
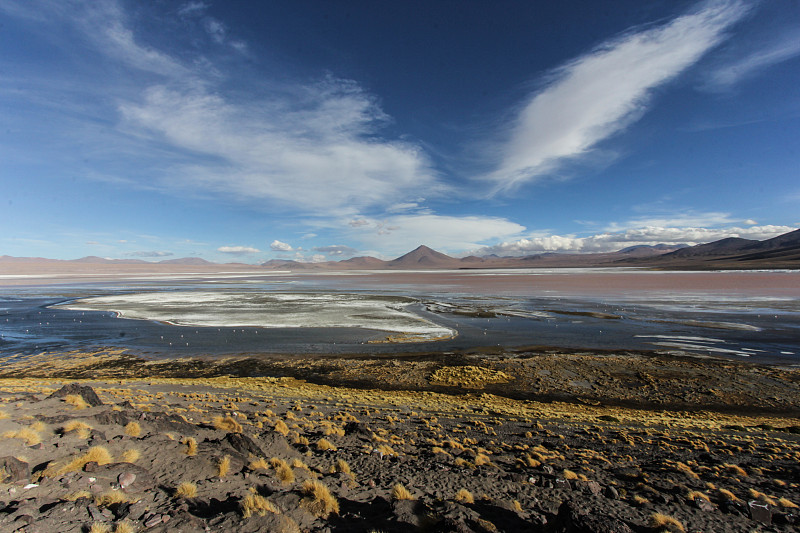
left=46, top=383, right=103, bottom=406
left=224, top=432, right=265, bottom=458
left=552, top=500, right=634, bottom=533
left=748, top=500, right=772, bottom=524
left=0, top=456, right=30, bottom=483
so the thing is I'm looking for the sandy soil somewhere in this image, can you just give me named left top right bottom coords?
left=0, top=349, right=798, bottom=532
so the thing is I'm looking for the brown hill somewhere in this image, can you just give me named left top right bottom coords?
left=386, top=245, right=460, bottom=268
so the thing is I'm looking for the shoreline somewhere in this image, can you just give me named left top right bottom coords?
left=3, top=346, right=799, bottom=417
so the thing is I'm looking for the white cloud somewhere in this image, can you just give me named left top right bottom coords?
left=704, top=30, right=800, bottom=89
left=126, top=250, right=174, bottom=257
left=347, top=214, right=525, bottom=256
left=476, top=224, right=797, bottom=256
left=314, top=245, right=359, bottom=256
left=270, top=240, right=293, bottom=252
left=604, top=211, right=739, bottom=232
left=120, top=79, right=440, bottom=214
left=217, top=245, right=261, bottom=254
left=487, top=0, right=749, bottom=191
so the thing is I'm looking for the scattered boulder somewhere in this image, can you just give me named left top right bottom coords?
left=0, top=456, right=30, bottom=483
left=748, top=500, right=772, bottom=525
left=46, top=384, right=103, bottom=406
left=551, top=500, right=634, bottom=533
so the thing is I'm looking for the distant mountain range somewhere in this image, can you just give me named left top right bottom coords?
left=3, top=229, right=798, bottom=271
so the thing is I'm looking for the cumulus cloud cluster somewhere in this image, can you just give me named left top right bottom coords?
left=476, top=224, right=796, bottom=256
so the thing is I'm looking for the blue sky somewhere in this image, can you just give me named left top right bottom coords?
left=1, top=0, right=799, bottom=263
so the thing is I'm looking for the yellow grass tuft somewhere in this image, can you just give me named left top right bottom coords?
left=114, top=520, right=135, bottom=533
left=779, top=497, right=799, bottom=509
left=65, top=490, right=93, bottom=501
left=241, top=492, right=279, bottom=518
left=275, top=463, right=295, bottom=484
left=90, top=523, right=111, bottom=533
left=334, top=459, right=351, bottom=475
left=63, top=420, right=92, bottom=434
left=249, top=457, right=270, bottom=471
left=455, top=488, right=474, bottom=503
left=2, top=427, right=41, bottom=446
left=218, top=455, right=231, bottom=477
left=686, top=490, right=710, bottom=502
left=316, top=438, right=337, bottom=451
left=95, top=490, right=132, bottom=507
left=183, top=437, right=198, bottom=456
left=474, top=453, right=492, bottom=466
left=301, top=480, right=339, bottom=518
left=391, top=484, right=414, bottom=500
left=213, top=415, right=243, bottom=433
left=49, top=446, right=112, bottom=476
left=121, top=449, right=140, bottom=463
left=649, top=513, right=685, bottom=533
left=124, top=421, right=141, bottom=437
left=175, top=482, right=198, bottom=498
left=673, top=462, right=699, bottom=480
left=723, top=463, right=747, bottom=476
left=0, top=410, right=7, bottom=420
left=65, top=394, right=89, bottom=409
left=274, top=419, right=290, bottom=436
left=562, top=469, right=579, bottom=480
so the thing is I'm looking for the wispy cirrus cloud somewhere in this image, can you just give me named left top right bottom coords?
left=704, top=30, right=800, bottom=90
left=119, top=80, right=440, bottom=214
left=486, top=0, right=750, bottom=192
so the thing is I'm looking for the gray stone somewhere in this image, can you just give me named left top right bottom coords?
left=748, top=501, right=772, bottom=525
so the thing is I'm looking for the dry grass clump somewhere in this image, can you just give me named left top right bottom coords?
left=62, top=420, right=92, bottom=439
left=673, top=462, right=699, bottom=480
left=723, top=463, right=747, bottom=476
left=249, top=457, right=270, bottom=471
left=779, top=497, right=799, bottom=509
left=716, top=488, right=739, bottom=502
left=64, top=394, right=89, bottom=410
left=121, top=448, right=140, bottom=463
left=218, top=455, right=231, bottom=477
left=269, top=458, right=295, bottom=484
left=124, top=421, right=141, bottom=437
left=562, top=469, right=579, bottom=480
left=213, top=415, right=243, bottom=433
left=90, top=523, right=111, bottom=533
left=333, top=458, right=351, bottom=475
left=95, top=490, right=132, bottom=507
left=65, top=490, right=93, bottom=501
left=316, top=438, right=337, bottom=451
left=2, top=427, right=41, bottom=446
left=474, top=453, right=492, bottom=466
left=649, top=513, right=685, bottom=532
left=274, top=420, right=290, bottom=436
left=47, top=446, right=112, bottom=476
left=241, top=491, right=279, bottom=518
left=686, top=490, right=710, bottom=502
left=175, top=482, right=198, bottom=498
left=301, top=480, right=339, bottom=518
left=455, top=488, right=474, bottom=503
left=183, top=437, right=198, bottom=456
left=114, top=521, right=135, bottom=533
left=391, top=484, right=414, bottom=501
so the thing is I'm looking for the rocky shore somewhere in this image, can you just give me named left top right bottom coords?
left=0, top=349, right=798, bottom=532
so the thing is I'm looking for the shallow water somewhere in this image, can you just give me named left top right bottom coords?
left=1, top=268, right=798, bottom=363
